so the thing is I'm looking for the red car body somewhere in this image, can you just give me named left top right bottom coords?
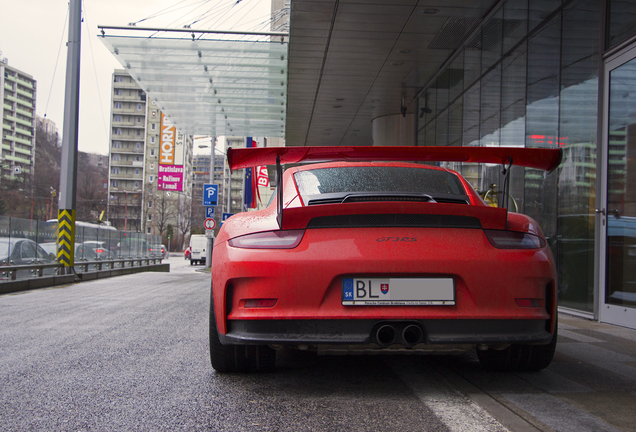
left=210, top=146, right=561, bottom=373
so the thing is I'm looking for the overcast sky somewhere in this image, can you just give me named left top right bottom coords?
left=0, top=0, right=272, bottom=156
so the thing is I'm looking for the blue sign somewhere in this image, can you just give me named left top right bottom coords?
left=221, top=213, right=234, bottom=226
left=205, top=207, right=215, bottom=218
left=203, top=184, right=218, bottom=206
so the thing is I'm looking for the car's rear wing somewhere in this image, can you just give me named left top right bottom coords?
left=227, top=145, right=562, bottom=173
left=226, top=146, right=562, bottom=229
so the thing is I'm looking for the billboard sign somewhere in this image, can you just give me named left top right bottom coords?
left=157, top=113, right=184, bottom=192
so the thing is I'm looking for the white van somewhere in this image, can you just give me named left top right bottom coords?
left=189, top=234, right=208, bottom=265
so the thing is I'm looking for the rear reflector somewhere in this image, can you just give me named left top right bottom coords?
left=516, top=298, right=541, bottom=307
left=484, top=230, right=545, bottom=249
left=244, top=299, right=277, bottom=308
left=229, top=230, right=304, bottom=249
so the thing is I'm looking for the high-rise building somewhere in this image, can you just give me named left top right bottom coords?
left=107, top=69, right=193, bottom=245
left=0, top=57, right=36, bottom=180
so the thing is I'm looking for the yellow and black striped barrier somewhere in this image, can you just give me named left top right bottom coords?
left=57, top=209, right=75, bottom=267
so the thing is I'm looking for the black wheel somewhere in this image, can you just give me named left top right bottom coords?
left=209, top=287, right=276, bottom=373
left=477, top=319, right=558, bottom=372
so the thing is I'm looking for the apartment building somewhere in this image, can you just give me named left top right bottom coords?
left=107, top=69, right=193, bottom=239
left=1, top=58, right=36, bottom=180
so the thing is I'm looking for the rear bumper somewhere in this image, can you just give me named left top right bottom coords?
left=219, top=318, right=552, bottom=346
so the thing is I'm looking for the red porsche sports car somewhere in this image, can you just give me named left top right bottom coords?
left=210, top=146, right=561, bottom=373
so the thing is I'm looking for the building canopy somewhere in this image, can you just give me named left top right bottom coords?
left=99, top=27, right=288, bottom=137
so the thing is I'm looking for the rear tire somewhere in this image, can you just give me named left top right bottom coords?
left=477, top=319, right=558, bottom=372
left=209, top=287, right=276, bottom=373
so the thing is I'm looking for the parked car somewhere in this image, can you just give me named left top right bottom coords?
left=0, top=238, right=56, bottom=279
left=209, top=146, right=561, bottom=373
left=81, top=241, right=111, bottom=259
left=40, top=242, right=98, bottom=261
left=161, top=244, right=169, bottom=259
left=189, top=235, right=208, bottom=265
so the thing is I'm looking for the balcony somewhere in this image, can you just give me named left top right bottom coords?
left=16, top=88, right=33, bottom=99
left=14, top=147, right=32, bottom=156
left=111, top=135, right=145, bottom=142
left=16, top=78, right=34, bottom=89
left=4, top=154, right=31, bottom=164
left=16, top=107, right=33, bottom=118
left=110, top=173, right=143, bottom=181
left=111, top=147, right=144, bottom=154
left=6, top=95, right=34, bottom=108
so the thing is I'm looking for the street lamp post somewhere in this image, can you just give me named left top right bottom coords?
left=124, top=190, right=128, bottom=232
left=198, top=137, right=217, bottom=268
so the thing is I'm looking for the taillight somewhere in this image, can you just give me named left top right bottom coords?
left=95, top=249, right=104, bottom=253
left=484, top=230, right=545, bottom=249
left=228, top=230, right=305, bottom=249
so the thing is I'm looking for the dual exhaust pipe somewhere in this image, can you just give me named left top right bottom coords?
left=375, top=323, right=424, bottom=347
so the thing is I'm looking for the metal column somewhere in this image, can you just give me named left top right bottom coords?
left=57, top=0, right=81, bottom=271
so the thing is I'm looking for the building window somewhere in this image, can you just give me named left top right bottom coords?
left=112, top=167, right=119, bottom=174
left=149, top=175, right=154, bottom=182
left=135, top=156, right=141, bottom=162
left=114, top=115, right=122, bottom=122
left=134, top=181, right=139, bottom=188
left=152, top=111, right=156, bottom=117
left=148, top=201, right=152, bottom=208
left=115, top=89, right=122, bottom=96
left=148, top=214, right=152, bottom=221
left=135, top=168, right=140, bottom=175
left=136, top=142, right=141, bottom=149
left=150, top=149, right=155, bottom=156
left=113, top=154, right=120, bottom=161
left=137, top=117, right=142, bottom=123
left=115, top=129, right=121, bottom=135
left=151, top=123, right=156, bottom=130
left=115, top=76, right=123, bottom=82
left=113, top=141, right=121, bottom=148
left=115, top=102, right=122, bottom=109
left=112, top=180, right=119, bottom=187
left=137, top=103, right=142, bottom=110
left=150, top=163, right=154, bottom=169
left=147, top=227, right=152, bottom=234
left=136, top=130, right=142, bottom=136
left=150, top=137, right=155, bottom=144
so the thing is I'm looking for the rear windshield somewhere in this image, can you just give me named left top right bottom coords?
left=294, top=166, right=465, bottom=199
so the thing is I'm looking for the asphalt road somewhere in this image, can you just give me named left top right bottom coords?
left=1, top=257, right=635, bottom=431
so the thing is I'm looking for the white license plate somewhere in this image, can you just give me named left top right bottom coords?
left=342, top=277, right=455, bottom=306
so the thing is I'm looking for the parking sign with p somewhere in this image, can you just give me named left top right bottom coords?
left=203, top=184, right=219, bottom=206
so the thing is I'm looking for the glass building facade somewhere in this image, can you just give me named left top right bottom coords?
left=416, top=0, right=636, bottom=318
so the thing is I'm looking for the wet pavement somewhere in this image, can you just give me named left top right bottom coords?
left=0, top=257, right=635, bottom=431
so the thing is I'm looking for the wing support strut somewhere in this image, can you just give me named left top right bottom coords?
left=501, top=157, right=513, bottom=229
left=276, top=155, right=283, bottom=229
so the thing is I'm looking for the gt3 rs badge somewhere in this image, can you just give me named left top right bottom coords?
left=376, top=237, right=417, bottom=242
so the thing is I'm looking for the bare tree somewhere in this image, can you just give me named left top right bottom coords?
left=150, top=191, right=176, bottom=236
left=176, top=195, right=192, bottom=250
left=76, top=153, right=107, bottom=222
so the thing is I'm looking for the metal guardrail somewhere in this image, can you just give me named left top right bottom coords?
left=0, top=257, right=164, bottom=282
